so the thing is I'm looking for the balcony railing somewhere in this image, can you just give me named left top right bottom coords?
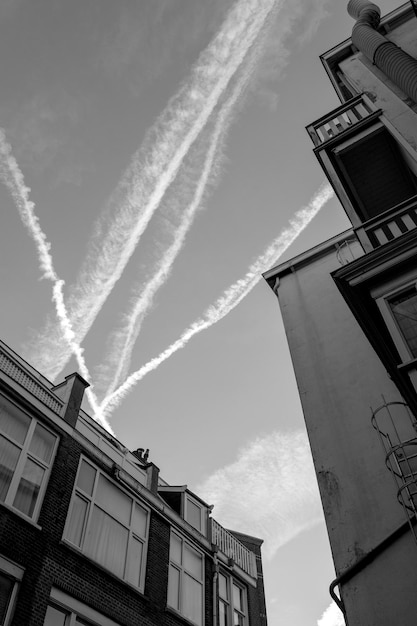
left=362, top=195, right=417, bottom=248
left=306, top=95, right=376, bottom=147
left=210, top=518, right=257, bottom=578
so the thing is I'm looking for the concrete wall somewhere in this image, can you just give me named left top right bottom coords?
left=275, top=241, right=417, bottom=624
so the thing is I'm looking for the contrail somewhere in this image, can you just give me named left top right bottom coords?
left=25, top=0, right=281, bottom=382
left=101, top=23, right=273, bottom=398
left=99, top=182, right=334, bottom=418
left=0, top=129, right=113, bottom=434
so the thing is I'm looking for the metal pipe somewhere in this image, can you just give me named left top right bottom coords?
left=347, top=0, right=417, bottom=103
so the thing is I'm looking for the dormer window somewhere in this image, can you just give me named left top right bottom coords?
left=158, top=486, right=209, bottom=536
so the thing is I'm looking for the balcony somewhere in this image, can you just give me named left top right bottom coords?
left=360, top=195, right=417, bottom=248
left=210, top=518, right=257, bottom=578
left=306, top=95, right=377, bottom=147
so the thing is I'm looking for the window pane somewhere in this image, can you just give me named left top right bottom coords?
left=186, top=499, right=201, bottom=531
left=184, top=544, right=202, bottom=580
left=219, top=573, right=228, bottom=600
left=77, top=460, right=96, bottom=497
left=233, top=610, right=244, bottom=626
left=0, top=573, right=13, bottom=624
left=13, top=458, right=44, bottom=517
left=232, top=584, right=243, bottom=611
left=66, top=494, right=88, bottom=547
left=125, top=537, right=143, bottom=587
left=183, top=574, right=202, bottom=626
left=219, top=601, right=228, bottom=626
left=390, top=289, right=417, bottom=357
left=85, top=507, right=128, bottom=578
left=29, top=423, right=56, bottom=464
left=0, top=399, right=30, bottom=445
left=170, top=533, right=182, bottom=565
left=167, top=565, right=180, bottom=610
left=96, top=474, right=131, bottom=525
left=0, top=436, right=20, bottom=502
left=132, top=503, right=148, bottom=538
left=43, top=605, right=67, bottom=626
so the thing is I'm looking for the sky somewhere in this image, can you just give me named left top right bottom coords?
left=0, top=0, right=403, bottom=624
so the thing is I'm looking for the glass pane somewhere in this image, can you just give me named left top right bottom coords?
left=170, top=533, right=182, bottom=565
left=43, top=605, right=67, bottom=626
left=219, top=601, right=228, bottom=626
left=85, top=506, right=128, bottom=579
left=125, top=537, right=143, bottom=587
left=13, top=458, right=44, bottom=517
left=132, top=503, right=148, bottom=537
left=77, top=460, right=96, bottom=496
left=184, top=544, right=202, bottom=580
left=66, top=494, right=88, bottom=547
left=390, top=288, right=417, bottom=357
left=233, top=610, right=244, bottom=626
left=96, top=474, right=131, bottom=525
left=219, top=573, right=228, bottom=600
left=0, top=573, right=13, bottom=623
left=0, top=436, right=20, bottom=502
left=232, top=584, right=243, bottom=611
left=186, top=498, right=201, bottom=531
left=183, top=574, right=202, bottom=626
left=167, top=565, right=180, bottom=610
left=0, top=399, right=30, bottom=445
left=29, top=423, right=56, bottom=464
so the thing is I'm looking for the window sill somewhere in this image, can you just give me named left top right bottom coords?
left=397, top=358, right=417, bottom=372
left=60, top=539, right=149, bottom=599
left=165, top=605, right=201, bottom=626
left=0, top=501, right=42, bottom=530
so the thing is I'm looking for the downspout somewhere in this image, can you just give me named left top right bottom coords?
left=213, top=549, right=219, bottom=626
left=347, top=0, right=417, bottom=104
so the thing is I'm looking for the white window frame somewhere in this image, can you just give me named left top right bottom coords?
left=44, top=588, right=122, bottom=626
left=218, top=571, right=248, bottom=626
left=167, top=530, right=205, bottom=626
left=184, top=494, right=207, bottom=536
left=0, top=395, right=59, bottom=521
left=63, top=457, right=150, bottom=592
left=0, top=555, right=24, bottom=626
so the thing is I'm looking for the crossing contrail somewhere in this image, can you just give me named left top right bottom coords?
left=99, top=182, right=334, bottom=418
left=100, top=24, right=273, bottom=398
left=25, top=0, right=281, bottom=382
left=0, top=129, right=113, bottom=434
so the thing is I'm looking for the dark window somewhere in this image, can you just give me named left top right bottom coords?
left=389, top=286, right=417, bottom=358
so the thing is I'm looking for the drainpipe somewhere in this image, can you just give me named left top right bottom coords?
left=347, top=0, right=417, bottom=104
left=213, top=549, right=219, bottom=626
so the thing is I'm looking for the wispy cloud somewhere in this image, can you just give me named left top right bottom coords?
left=24, top=0, right=280, bottom=382
left=317, top=602, right=345, bottom=626
left=99, top=182, right=334, bottom=418
left=197, top=430, right=323, bottom=558
left=97, top=17, right=274, bottom=398
left=0, top=129, right=112, bottom=433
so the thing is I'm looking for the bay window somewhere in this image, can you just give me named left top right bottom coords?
left=0, top=395, right=58, bottom=520
left=167, top=531, right=204, bottom=625
left=64, top=458, right=149, bottom=591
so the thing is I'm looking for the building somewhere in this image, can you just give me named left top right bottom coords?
left=0, top=340, right=267, bottom=626
left=263, top=1, right=417, bottom=625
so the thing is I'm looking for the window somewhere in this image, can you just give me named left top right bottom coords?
left=218, top=573, right=247, bottom=626
left=44, top=588, right=122, bottom=626
left=0, top=395, right=58, bottom=520
left=64, top=458, right=149, bottom=591
left=185, top=494, right=206, bottom=535
left=0, top=555, right=24, bottom=626
left=167, top=531, right=204, bottom=625
left=389, top=286, right=417, bottom=359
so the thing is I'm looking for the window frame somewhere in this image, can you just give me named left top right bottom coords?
left=63, top=456, right=150, bottom=593
left=167, top=530, right=205, bottom=626
left=218, top=571, right=248, bottom=626
left=0, top=395, right=59, bottom=522
left=44, top=588, right=122, bottom=626
left=0, top=555, right=24, bottom=626
left=376, top=277, right=417, bottom=362
left=184, top=494, right=207, bottom=536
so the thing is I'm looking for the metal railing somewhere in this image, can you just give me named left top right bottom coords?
left=306, top=95, right=376, bottom=147
left=210, top=518, right=257, bottom=578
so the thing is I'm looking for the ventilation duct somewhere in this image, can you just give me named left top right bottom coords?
left=347, top=0, right=417, bottom=104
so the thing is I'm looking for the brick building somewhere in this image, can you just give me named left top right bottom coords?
left=264, top=1, right=417, bottom=624
left=0, top=340, right=267, bottom=626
